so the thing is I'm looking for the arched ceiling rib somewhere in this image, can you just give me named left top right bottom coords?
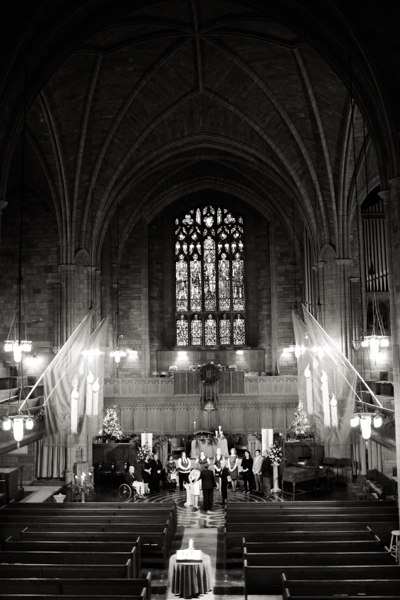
left=1, top=0, right=396, bottom=265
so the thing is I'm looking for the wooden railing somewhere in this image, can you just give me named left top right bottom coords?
left=104, top=374, right=298, bottom=398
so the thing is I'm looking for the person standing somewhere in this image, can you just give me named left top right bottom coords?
left=253, top=449, right=263, bottom=494
left=241, top=450, right=254, bottom=493
left=228, top=448, right=239, bottom=492
left=142, top=455, right=152, bottom=495
left=220, top=458, right=230, bottom=507
left=150, top=452, right=163, bottom=493
left=196, top=450, right=210, bottom=471
left=189, top=468, right=201, bottom=510
left=261, top=450, right=273, bottom=498
left=165, top=454, right=177, bottom=492
left=200, top=463, right=216, bottom=513
left=214, top=448, right=223, bottom=491
left=177, top=451, right=191, bottom=492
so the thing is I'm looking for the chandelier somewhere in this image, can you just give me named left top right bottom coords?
left=350, top=410, right=383, bottom=440
left=2, top=73, right=35, bottom=446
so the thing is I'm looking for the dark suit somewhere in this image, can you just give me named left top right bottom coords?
left=200, top=468, right=216, bottom=511
left=150, top=459, right=163, bottom=493
left=261, top=456, right=272, bottom=496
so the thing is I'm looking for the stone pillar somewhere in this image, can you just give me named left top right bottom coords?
left=370, top=439, right=378, bottom=470
left=386, top=178, right=400, bottom=516
left=269, top=218, right=278, bottom=374
left=0, top=200, right=7, bottom=252
left=58, top=264, right=76, bottom=342
left=334, top=258, right=354, bottom=357
left=359, top=434, right=367, bottom=475
left=140, top=219, right=150, bottom=377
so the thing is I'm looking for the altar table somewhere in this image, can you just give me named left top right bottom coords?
left=168, top=552, right=213, bottom=598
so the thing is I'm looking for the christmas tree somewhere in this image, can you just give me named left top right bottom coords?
left=101, top=405, right=124, bottom=441
left=286, top=399, right=314, bottom=441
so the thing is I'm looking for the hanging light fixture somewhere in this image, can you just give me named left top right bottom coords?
left=1, top=67, right=35, bottom=446
left=4, top=71, right=32, bottom=363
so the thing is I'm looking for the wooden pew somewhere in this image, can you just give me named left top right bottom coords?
left=0, top=549, right=138, bottom=578
left=225, top=525, right=376, bottom=554
left=226, top=511, right=399, bottom=522
left=282, top=574, right=400, bottom=599
left=0, top=562, right=132, bottom=578
left=244, top=549, right=394, bottom=566
left=21, top=528, right=169, bottom=565
left=226, top=499, right=398, bottom=509
left=2, top=537, right=141, bottom=576
left=244, top=561, right=400, bottom=596
left=1, top=503, right=177, bottom=544
left=243, top=538, right=384, bottom=554
left=0, top=574, right=152, bottom=598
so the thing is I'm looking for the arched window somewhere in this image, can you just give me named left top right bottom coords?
left=175, top=205, right=245, bottom=346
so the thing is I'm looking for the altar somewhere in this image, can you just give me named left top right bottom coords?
left=190, top=430, right=228, bottom=458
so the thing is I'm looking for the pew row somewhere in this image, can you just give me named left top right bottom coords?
left=0, top=562, right=132, bottom=578
left=225, top=525, right=377, bottom=555
left=0, top=549, right=138, bottom=578
left=0, top=574, right=152, bottom=599
left=282, top=574, right=400, bottom=599
left=244, top=562, right=400, bottom=596
left=2, top=537, right=141, bottom=575
left=21, top=529, right=168, bottom=566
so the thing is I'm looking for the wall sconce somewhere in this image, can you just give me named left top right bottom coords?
left=235, top=350, right=244, bottom=355
left=178, top=351, right=187, bottom=359
left=128, top=348, right=138, bottom=358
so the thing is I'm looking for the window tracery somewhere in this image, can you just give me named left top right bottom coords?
left=175, top=205, right=245, bottom=346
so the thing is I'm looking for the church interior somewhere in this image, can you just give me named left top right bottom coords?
left=0, top=1, right=399, bottom=598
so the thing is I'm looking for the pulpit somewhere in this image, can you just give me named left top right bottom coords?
left=0, top=467, right=24, bottom=503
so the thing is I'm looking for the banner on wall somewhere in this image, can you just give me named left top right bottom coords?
left=39, top=312, right=109, bottom=447
left=292, top=306, right=356, bottom=445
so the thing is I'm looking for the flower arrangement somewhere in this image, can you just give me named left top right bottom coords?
left=72, top=473, right=95, bottom=498
left=199, top=363, right=220, bottom=385
left=137, top=444, right=152, bottom=462
left=269, top=444, right=283, bottom=464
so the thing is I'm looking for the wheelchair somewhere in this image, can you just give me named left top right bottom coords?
left=118, top=483, right=139, bottom=501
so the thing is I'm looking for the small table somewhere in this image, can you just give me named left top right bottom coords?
left=168, top=553, right=213, bottom=598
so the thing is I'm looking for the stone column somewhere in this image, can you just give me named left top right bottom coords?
left=140, top=219, right=150, bottom=377
left=0, top=200, right=7, bottom=252
left=334, top=258, right=354, bottom=357
left=269, top=218, right=278, bottom=374
left=386, top=178, right=400, bottom=515
left=359, top=434, right=367, bottom=475
left=58, top=264, right=76, bottom=343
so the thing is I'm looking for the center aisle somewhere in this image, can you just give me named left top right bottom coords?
left=146, top=487, right=280, bottom=600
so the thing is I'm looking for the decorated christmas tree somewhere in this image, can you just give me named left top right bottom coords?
left=101, top=405, right=124, bottom=442
left=286, top=399, right=314, bottom=441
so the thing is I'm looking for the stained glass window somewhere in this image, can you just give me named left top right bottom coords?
left=176, top=315, right=189, bottom=346
left=175, top=205, right=245, bottom=346
left=191, top=314, right=203, bottom=345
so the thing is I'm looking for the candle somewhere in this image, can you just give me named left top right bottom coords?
left=219, top=425, right=221, bottom=432
left=86, top=371, right=94, bottom=415
left=215, top=431, right=218, bottom=437
left=92, top=379, right=99, bottom=415
left=70, top=386, right=79, bottom=434
left=194, top=421, right=196, bottom=430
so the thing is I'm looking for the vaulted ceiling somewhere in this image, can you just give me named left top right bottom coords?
left=1, top=1, right=398, bottom=265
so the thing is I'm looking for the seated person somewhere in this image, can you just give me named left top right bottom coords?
left=124, top=465, right=145, bottom=498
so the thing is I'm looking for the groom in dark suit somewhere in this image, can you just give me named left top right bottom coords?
left=200, top=463, right=216, bottom=513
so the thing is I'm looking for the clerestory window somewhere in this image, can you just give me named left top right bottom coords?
left=175, top=205, right=245, bottom=347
